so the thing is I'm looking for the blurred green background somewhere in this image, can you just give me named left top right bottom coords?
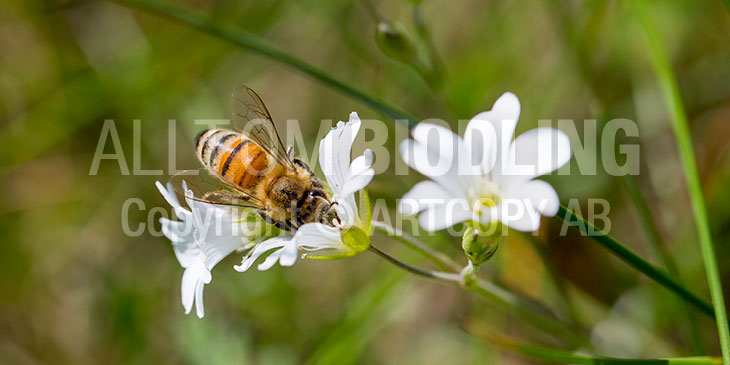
left=1, top=0, right=730, bottom=363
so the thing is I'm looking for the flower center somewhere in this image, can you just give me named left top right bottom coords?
left=468, top=178, right=502, bottom=214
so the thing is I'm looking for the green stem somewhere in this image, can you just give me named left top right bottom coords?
left=367, top=244, right=453, bottom=283
left=632, top=1, right=730, bottom=362
left=372, top=220, right=458, bottom=272
left=107, top=0, right=418, bottom=126
left=557, top=205, right=715, bottom=318
left=368, top=243, right=582, bottom=346
left=468, top=320, right=722, bottom=365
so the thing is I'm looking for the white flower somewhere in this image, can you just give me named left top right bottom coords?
left=156, top=181, right=256, bottom=318
left=295, top=112, right=374, bottom=258
left=233, top=112, right=374, bottom=269
left=398, top=92, right=572, bottom=232
left=158, top=112, right=374, bottom=314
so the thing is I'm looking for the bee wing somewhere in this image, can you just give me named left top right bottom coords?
left=169, top=169, right=265, bottom=210
left=231, top=85, right=294, bottom=170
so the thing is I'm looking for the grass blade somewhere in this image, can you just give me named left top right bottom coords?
left=632, top=1, right=730, bottom=362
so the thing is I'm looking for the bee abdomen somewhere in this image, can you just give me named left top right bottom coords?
left=195, top=129, right=269, bottom=189
left=195, top=129, right=236, bottom=169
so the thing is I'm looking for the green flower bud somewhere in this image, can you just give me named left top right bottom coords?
left=461, top=225, right=502, bottom=267
left=342, top=226, right=370, bottom=255
left=375, top=21, right=417, bottom=65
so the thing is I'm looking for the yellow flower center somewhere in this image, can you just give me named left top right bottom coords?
left=468, top=179, right=502, bottom=216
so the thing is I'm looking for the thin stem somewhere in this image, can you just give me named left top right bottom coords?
left=372, top=220, right=459, bottom=272
left=633, top=1, right=730, bottom=361
left=557, top=205, right=715, bottom=318
left=108, top=0, right=418, bottom=126
left=468, top=320, right=722, bottom=365
left=367, top=244, right=453, bottom=283
left=368, top=243, right=584, bottom=346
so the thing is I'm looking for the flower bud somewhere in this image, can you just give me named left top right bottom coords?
left=461, top=226, right=501, bottom=267
left=375, top=21, right=418, bottom=65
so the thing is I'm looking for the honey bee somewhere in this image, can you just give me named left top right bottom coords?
left=169, top=85, right=338, bottom=231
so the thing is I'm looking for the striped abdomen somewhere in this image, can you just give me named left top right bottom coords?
left=195, top=129, right=269, bottom=189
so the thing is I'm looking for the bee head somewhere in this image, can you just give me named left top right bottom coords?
left=297, top=188, right=338, bottom=227
left=322, top=201, right=341, bottom=227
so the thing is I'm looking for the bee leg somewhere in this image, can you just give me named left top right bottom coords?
left=258, top=211, right=294, bottom=232
left=284, top=220, right=298, bottom=232
left=203, top=189, right=249, bottom=201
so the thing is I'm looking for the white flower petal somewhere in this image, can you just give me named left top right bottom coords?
left=500, top=127, right=572, bottom=185
left=398, top=180, right=454, bottom=216
left=180, top=261, right=209, bottom=315
left=156, top=181, right=192, bottom=220
left=180, top=267, right=197, bottom=315
left=412, top=123, right=482, bottom=177
left=495, top=199, right=542, bottom=232
left=156, top=181, right=181, bottom=210
left=162, top=219, right=200, bottom=268
left=319, top=112, right=361, bottom=197
left=296, top=223, right=344, bottom=253
left=335, top=194, right=359, bottom=228
left=257, top=249, right=284, bottom=271
left=279, top=241, right=299, bottom=267
left=160, top=217, right=190, bottom=243
left=234, top=235, right=293, bottom=272
left=467, top=92, right=520, bottom=178
left=194, top=280, right=205, bottom=318
left=463, top=117, right=498, bottom=175
left=417, top=200, right=473, bottom=232
left=339, top=171, right=373, bottom=199
left=183, top=199, right=248, bottom=269
left=350, top=149, right=374, bottom=175
left=412, top=123, right=463, bottom=158
left=399, top=139, right=474, bottom=199
left=504, top=179, right=560, bottom=217
left=339, top=149, right=374, bottom=198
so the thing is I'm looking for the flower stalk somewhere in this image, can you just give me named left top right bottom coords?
left=369, top=225, right=585, bottom=347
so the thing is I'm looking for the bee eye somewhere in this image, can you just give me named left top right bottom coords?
left=309, top=189, right=325, bottom=199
